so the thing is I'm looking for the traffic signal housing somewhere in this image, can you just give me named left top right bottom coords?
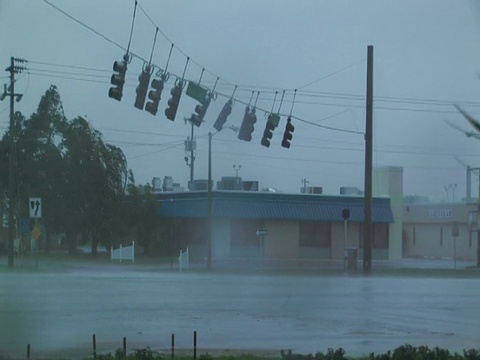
left=261, top=115, right=275, bottom=148
left=281, top=117, right=295, bottom=148
left=108, top=59, right=127, bottom=101
left=145, top=77, right=165, bottom=115
left=213, top=99, right=233, bottom=131
left=238, top=107, right=257, bottom=142
left=191, top=93, right=212, bottom=127
left=134, top=69, right=152, bottom=110
left=165, top=81, right=183, bottom=121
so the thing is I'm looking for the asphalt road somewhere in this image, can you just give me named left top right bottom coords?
left=1, top=262, right=480, bottom=358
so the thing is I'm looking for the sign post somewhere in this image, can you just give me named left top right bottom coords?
left=342, top=208, right=350, bottom=274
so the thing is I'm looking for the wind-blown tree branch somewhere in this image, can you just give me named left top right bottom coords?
left=61, top=116, right=128, bottom=255
left=16, top=85, right=67, bottom=252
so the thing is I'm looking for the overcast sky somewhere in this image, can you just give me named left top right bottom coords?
left=1, top=1, right=480, bottom=201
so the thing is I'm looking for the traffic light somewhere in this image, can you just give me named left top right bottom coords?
left=213, top=99, right=233, bottom=131
left=238, top=107, right=257, bottom=142
left=191, top=93, right=211, bottom=127
left=165, top=82, right=183, bottom=121
left=281, top=116, right=295, bottom=148
left=108, top=59, right=127, bottom=101
left=134, top=69, right=151, bottom=110
left=145, top=78, right=165, bottom=115
left=261, top=115, right=275, bottom=148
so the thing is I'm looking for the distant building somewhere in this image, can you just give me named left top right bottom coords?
left=156, top=190, right=394, bottom=261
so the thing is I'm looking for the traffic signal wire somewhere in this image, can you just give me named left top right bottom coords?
left=41, top=0, right=480, bottom=120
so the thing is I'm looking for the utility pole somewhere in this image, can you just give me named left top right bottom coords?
left=207, top=132, right=212, bottom=270
left=2, top=57, right=26, bottom=268
left=189, top=121, right=195, bottom=183
left=363, top=45, right=374, bottom=274
left=184, top=119, right=196, bottom=189
left=301, top=178, right=309, bottom=193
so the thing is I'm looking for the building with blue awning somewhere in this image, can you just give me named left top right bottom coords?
left=156, top=190, right=397, bottom=261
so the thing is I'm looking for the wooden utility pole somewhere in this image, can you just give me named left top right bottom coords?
left=7, top=57, right=15, bottom=268
left=3, top=57, right=25, bottom=268
left=363, top=46, right=374, bottom=273
left=207, top=132, right=212, bottom=270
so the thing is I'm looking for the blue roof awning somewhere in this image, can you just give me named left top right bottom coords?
left=157, top=191, right=394, bottom=223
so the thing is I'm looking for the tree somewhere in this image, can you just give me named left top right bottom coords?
left=60, top=116, right=128, bottom=254
left=15, top=85, right=67, bottom=252
left=1, top=85, right=164, bottom=257
left=123, top=172, right=160, bottom=254
left=455, top=104, right=480, bottom=267
left=0, top=86, right=130, bottom=255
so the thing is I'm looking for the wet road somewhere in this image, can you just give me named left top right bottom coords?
left=1, top=265, right=480, bottom=358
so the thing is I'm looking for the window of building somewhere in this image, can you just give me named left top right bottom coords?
left=299, top=221, right=330, bottom=247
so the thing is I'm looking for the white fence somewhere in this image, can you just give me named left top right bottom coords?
left=178, top=247, right=189, bottom=271
left=111, top=241, right=135, bottom=262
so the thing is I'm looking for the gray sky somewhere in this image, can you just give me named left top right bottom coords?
left=1, top=1, right=480, bottom=201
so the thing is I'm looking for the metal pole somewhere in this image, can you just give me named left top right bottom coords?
left=193, top=331, right=197, bottom=360
left=92, top=334, right=97, bottom=360
left=7, top=56, right=15, bottom=268
left=190, top=121, right=195, bottom=183
left=477, top=175, right=480, bottom=267
left=344, top=219, right=347, bottom=274
left=467, top=166, right=471, bottom=203
left=363, top=45, right=374, bottom=273
left=207, top=132, right=212, bottom=270
left=453, top=235, right=457, bottom=270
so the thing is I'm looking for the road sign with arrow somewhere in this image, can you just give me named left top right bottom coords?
left=29, top=197, right=42, bottom=218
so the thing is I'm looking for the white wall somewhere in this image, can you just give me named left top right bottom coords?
left=264, top=220, right=299, bottom=258
left=373, top=166, right=403, bottom=260
left=212, top=218, right=231, bottom=259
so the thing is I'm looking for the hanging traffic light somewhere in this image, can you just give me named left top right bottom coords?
left=108, top=59, right=127, bottom=101
left=261, top=115, right=275, bottom=148
left=281, top=116, right=295, bottom=148
left=238, top=107, right=257, bottom=142
left=134, top=68, right=152, bottom=110
left=191, top=93, right=211, bottom=127
left=145, top=77, right=165, bottom=115
left=213, top=99, right=233, bottom=131
left=165, top=81, right=183, bottom=121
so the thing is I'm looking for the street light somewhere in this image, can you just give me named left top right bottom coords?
left=233, top=164, right=242, bottom=178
